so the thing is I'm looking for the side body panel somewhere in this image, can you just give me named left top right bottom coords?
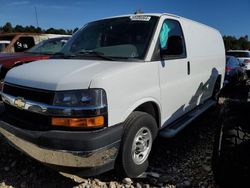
left=181, top=18, right=225, bottom=101
left=146, top=15, right=225, bottom=128
left=153, top=16, right=198, bottom=126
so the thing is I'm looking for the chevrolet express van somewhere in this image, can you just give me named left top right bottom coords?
left=0, top=13, right=225, bottom=177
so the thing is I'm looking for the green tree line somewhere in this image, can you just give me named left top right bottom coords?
left=0, top=22, right=78, bottom=35
left=223, top=35, right=250, bottom=50
left=0, top=22, right=249, bottom=50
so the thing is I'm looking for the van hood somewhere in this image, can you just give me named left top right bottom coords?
left=5, top=59, right=132, bottom=91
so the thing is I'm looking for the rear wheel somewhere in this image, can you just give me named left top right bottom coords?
left=116, top=111, right=158, bottom=177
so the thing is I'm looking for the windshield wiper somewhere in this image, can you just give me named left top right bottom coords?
left=25, top=51, right=53, bottom=55
left=51, top=52, right=72, bottom=59
left=73, top=50, right=115, bottom=61
left=24, top=51, right=40, bottom=54
left=52, top=52, right=65, bottom=56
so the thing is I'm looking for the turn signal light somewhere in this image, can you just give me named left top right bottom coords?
left=51, top=116, right=104, bottom=128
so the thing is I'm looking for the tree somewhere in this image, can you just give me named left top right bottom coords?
left=223, top=35, right=250, bottom=50
left=25, top=25, right=37, bottom=33
left=36, top=27, right=42, bottom=33
left=14, top=25, right=25, bottom=32
left=73, top=27, right=79, bottom=34
left=238, top=37, right=249, bottom=50
left=45, top=28, right=67, bottom=34
left=2, top=22, right=13, bottom=33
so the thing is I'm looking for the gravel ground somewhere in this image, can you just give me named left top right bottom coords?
left=1, top=82, right=248, bottom=188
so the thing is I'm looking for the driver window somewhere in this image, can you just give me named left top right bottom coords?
left=159, top=19, right=186, bottom=58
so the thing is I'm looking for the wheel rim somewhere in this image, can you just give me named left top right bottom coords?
left=132, top=127, right=152, bottom=165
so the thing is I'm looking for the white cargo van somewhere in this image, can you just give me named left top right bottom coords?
left=0, top=13, right=225, bottom=177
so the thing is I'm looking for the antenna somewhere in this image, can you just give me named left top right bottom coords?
left=34, top=6, right=39, bottom=28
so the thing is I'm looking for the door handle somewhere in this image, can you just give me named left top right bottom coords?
left=187, top=61, right=190, bottom=75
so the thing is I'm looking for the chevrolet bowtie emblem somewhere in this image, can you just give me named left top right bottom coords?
left=14, top=97, right=26, bottom=109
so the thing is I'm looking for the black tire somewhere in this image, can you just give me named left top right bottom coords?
left=212, top=101, right=250, bottom=187
left=115, top=111, right=158, bottom=178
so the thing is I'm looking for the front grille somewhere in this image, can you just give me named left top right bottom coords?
left=3, top=83, right=54, bottom=104
left=3, top=103, right=51, bottom=131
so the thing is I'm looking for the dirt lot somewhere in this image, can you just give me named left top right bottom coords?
left=0, top=81, right=249, bottom=188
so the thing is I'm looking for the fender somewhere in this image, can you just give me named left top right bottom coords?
left=121, top=97, right=162, bottom=126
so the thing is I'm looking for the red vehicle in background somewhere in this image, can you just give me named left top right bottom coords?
left=0, top=33, right=70, bottom=53
left=0, top=36, right=70, bottom=82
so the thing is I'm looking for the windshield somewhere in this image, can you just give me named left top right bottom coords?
left=60, top=16, right=158, bottom=60
left=27, top=37, right=69, bottom=55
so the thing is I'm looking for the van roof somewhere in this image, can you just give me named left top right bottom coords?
left=102, top=13, right=219, bottom=33
left=105, top=13, right=180, bottom=19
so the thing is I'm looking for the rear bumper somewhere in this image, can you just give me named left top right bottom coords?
left=0, top=111, right=123, bottom=175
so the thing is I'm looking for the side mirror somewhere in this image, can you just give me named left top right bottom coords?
left=160, top=35, right=184, bottom=57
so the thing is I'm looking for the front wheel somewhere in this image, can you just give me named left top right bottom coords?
left=116, top=111, right=158, bottom=178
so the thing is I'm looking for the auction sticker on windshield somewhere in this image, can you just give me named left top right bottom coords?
left=130, top=15, right=151, bottom=21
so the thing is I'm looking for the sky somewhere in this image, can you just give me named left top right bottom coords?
left=0, top=0, right=249, bottom=38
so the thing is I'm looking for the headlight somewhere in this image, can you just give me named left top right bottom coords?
left=53, top=89, right=107, bottom=108
left=52, top=89, right=107, bottom=128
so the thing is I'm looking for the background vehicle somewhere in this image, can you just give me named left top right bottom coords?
left=0, top=37, right=70, bottom=95
left=212, top=81, right=250, bottom=187
left=226, top=50, right=250, bottom=76
left=224, top=55, right=246, bottom=86
left=0, top=13, right=225, bottom=178
left=0, top=36, right=70, bottom=81
left=0, top=33, right=70, bottom=53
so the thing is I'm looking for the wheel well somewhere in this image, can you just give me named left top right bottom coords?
left=134, top=102, right=160, bottom=128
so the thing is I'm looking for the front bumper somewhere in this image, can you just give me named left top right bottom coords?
left=0, top=110, right=123, bottom=175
